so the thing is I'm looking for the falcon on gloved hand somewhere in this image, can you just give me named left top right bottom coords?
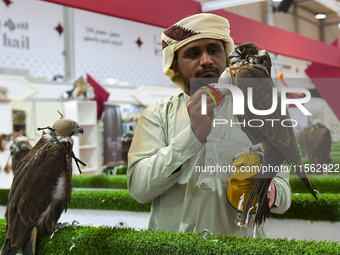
left=226, top=42, right=317, bottom=228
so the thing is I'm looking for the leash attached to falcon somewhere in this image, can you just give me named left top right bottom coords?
left=223, top=42, right=317, bottom=229
left=1, top=111, right=85, bottom=255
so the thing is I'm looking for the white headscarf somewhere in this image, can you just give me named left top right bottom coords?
left=162, top=13, right=234, bottom=90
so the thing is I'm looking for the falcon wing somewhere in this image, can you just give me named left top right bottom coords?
left=12, top=149, right=31, bottom=174
left=234, top=65, right=301, bottom=166
left=5, top=139, right=72, bottom=248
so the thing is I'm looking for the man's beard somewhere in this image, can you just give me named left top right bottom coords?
left=180, top=68, right=220, bottom=96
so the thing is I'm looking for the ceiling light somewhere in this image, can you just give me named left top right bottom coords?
left=272, top=0, right=282, bottom=2
left=315, top=13, right=327, bottom=19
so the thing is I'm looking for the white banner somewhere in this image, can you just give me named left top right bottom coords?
left=73, top=9, right=174, bottom=88
left=0, top=0, right=64, bottom=78
left=0, top=1, right=178, bottom=89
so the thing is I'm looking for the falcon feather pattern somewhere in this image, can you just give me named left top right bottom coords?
left=227, top=42, right=317, bottom=227
left=1, top=112, right=84, bottom=255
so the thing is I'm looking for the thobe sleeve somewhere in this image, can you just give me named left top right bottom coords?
left=271, top=171, right=292, bottom=214
left=127, top=101, right=205, bottom=204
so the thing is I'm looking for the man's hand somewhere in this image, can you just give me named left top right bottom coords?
left=186, top=84, right=222, bottom=142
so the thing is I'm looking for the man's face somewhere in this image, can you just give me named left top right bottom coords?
left=172, top=38, right=227, bottom=95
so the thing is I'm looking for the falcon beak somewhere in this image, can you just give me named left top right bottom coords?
left=228, top=52, right=241, bottom=65
left=71, top=125, right=84, bottom=136
left=228, top=51, right=239, bottom=60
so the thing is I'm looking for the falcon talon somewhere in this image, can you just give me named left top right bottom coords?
left=253, top=222, right=257, bottom=238
left=237, top=204, right=257, bottom=229
left=237, top=193, right=245, bottom=212
left=54, top=222, right=71, bottom=230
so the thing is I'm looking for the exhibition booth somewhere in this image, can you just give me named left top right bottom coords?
left=0, top=0, right=340, bottom=253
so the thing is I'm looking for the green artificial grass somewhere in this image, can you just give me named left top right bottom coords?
left=331, top=151, right=340, bottom=156
left=1, top=190, right=339, bottom=222
left=331, top=141, right=340, bottom=151
left=73, top=175, right=340, bottom=195
left=102, top=165, right=127, bottom=175
left=300, top=156, right=340, bottom=165
left=72, top=175, right=127, bottom=189
left=271, top=193, right=340, bottom=222
left=0, top=219, right=339, bottom=255
left=290, top=177, right=340, bottom=194
left=0, top=219, right=5, bottom=248
left=0, top=189, right=8, bottom=207
left=68, top=189, right=151, bottom=212
left=0, top=189, right=150, bottom=213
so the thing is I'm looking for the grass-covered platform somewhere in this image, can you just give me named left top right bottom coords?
left=72, top=174, right=128, bottom=189
left=1, top=189, right=339, bottom=222
left=0, top=189, right=151, bottom=213
left=71, top=174, right=340, bottom=193
left=0, top=219, right=339, bottom=255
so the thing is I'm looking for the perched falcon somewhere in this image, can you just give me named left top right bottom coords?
left=298, top=126, right=309, bottom=157
left=227, top=42, right=317, bottom=227
left=1, top=112, right=84, bottom=255
left=0, top=134, right=11, bottom=152
left=306, top=119, right=332, bottom=172
left=9, top=136, right=32, bottom=175
left=120, top=132, right=134, bottom=165
left=61, top=76, right=94, bottom=100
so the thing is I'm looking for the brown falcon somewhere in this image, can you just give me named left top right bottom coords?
left=1, top=112, right=84, bottom=255
left=298, top=126, right=309, bottom=157
left=227, top=42, right=317, bottom=227
left=9, top=136, right=32, bottom=175
left=121, top=132, right=134, bottom=165
left=306, top=119, right=332, bottom=172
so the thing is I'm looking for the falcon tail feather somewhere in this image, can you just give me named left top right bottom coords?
left=241, top=177, right=272, bottom=226
left=294, top=165, right=318, bottom=200
left=1, top=236, right=27, bottom=255
left=253, top=178, right=272, bottom=226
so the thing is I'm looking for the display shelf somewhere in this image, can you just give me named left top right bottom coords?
left=80, top=167, right=97, bottom=173
left=62, top=100, right=99, bottom=175
left=80, top=145, right=96, bottom=149
left=78, top=122, right=97, bottom=126
left=78, top=125, right=96, bottom=147
left=79, top=147, right=97, bottom=171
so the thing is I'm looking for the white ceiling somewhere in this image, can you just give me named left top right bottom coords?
left=195, top=0, right=340, bottom=43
